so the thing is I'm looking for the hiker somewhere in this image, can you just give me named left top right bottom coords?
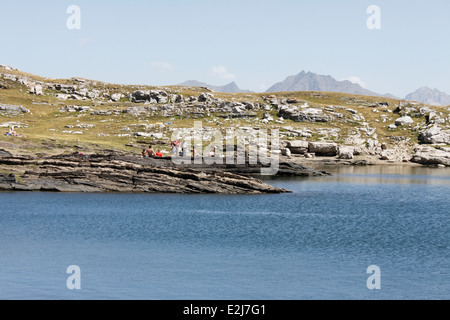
left=141, top=145, right=156, bottom=158
left=145, top=145, right=156, bottom=157
left=181, top=140, right=187, bottom=157
left=176, top=140, right=180, bottom=156
left=5, top=126, right=17, bottom=136
left=209, top=147, right=216, bottom=157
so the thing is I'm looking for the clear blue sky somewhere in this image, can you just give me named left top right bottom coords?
left=1, top=0, right=449, bottom=97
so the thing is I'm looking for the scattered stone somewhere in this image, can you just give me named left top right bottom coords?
left=411, top=146, right=450, bottom=167
left=380, top=150, right=393, bottom=161
left=0, top=122, right=26, bottom=128
left=286, top=140, right=309, bottom=154
left=353, top=146, right=363, bottom=156
left=133, top=132, right=163, bottom=139
left=91, top=110, right=114, bottom=116
left=60, top=105, right=92, bottom=113
left=198, top=92, right=214, bottom=103
left=286, top=98, right=299, bottom=104
left=0, top=104, right=30, bottom=115
left=308, top=142, right=338, bottom=156
left=281, top=148, right=291, bottom=157
left=130, top=90, right=150, bottom=103
left=419, top=125, right=450, bottom=144
left=110, top=93, right=123, bottom=102
left=262, top=113, right=274, bottom=121
left=242, top=101, right=255, bottom=110
left=29, top=84, right=43, bottom=95
left=263, top=95, right=278, bottom=105
left=0, top=65, right=14, bottom=71
left=369, top=102, right=390, bottom=108
left=175, top=94, right=184, bottom=103
left=75, top=124, right=95, bottom=129
left=55, top=93, right=71, bottom=100
left=395, top=116, right=414, bottom=126
left=338, top=146, right=354, bottom=159
left=278, top=105, right=333, bottom=123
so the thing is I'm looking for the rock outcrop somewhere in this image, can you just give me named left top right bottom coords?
left=0, top=153, right=328, bottom=194
left=1, top=66, right=449, bottom=171
left=410, top=146, right=450, bottom=167
left=278, top=105, right=333, bottom=123
left=308, top=142, right=338, bottom=156
left=286, top=140, right=309, bottom=154
left=419, top=125, right=450, bottom=145
left=395, top=116, right=414, bottom=126
left=338, top=146, right=354, bottom=160
left=0, top=104, right=30, bottom=115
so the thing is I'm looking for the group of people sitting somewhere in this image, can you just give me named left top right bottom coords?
left=170, top=140, right=216, bottom=158
left=141, top=141, right=218, bottom=159
left=141, top=145, right=163, bottom=158
left=4, top=126, right=22, bottom=137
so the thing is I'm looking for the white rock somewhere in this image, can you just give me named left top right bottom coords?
left=281, top=148, right=291, bottom=157
left=29, top=85, right=43, bottom=95
left=395, top=116, right=414, bottom=126
left=110, top=93, right=123, bottom=102
left=388, top=124, right=397, bottom=130
left=338, top=146, right=354, bottom=159
left=308, top=142, right=338, bottom=156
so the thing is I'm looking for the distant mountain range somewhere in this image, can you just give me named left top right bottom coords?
left=266, top=70, right=382, bottom=97
left=178, top=71, right=450, bottom=106
left=405, top=87, right=450, bottom=106
left=177, top=80, right=253, bottom=93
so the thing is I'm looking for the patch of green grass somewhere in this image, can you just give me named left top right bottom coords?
left=2, top=68, right=449, bottom=156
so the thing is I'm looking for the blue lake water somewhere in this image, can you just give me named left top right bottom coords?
left=0, top=165, right=449, bottom=300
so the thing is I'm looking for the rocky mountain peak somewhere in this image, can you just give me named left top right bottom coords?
left=405, top=87, right=450, bottom=106
left=266, top=70, right=380, bottom=97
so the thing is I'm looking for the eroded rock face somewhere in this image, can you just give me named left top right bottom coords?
left=0, top=104, right=30, bottom=115
left=278, top=105, right=333, bottom=123
left=198, top=93, right=214, bottom=103
left=29, top=84, right=43, bottom=95
left=0, top=153, right=326, bottom=194
left=338, top=146, right=354, bottom=159
left=395, top=116, right=414, bottom=126
left=286, top=140, right=309, bottom=154
left=419, top=126, right=450, bottom=145
left=130, top=90, right=169, bottom=103
left=308, top=142, right=338, bottom=156
left=410, top=146, right=450, bottom=167
left=110, top=93, right=123, bottom=102
left=0, top=149, right=13, bottom=157
left=0, top=173, right=17, bottom=186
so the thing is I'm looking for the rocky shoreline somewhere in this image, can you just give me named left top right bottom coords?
left=280, top=138, right=450, bottom=168
left=1, top=65, right=449, bottom=173
left=0, top=151, right=328, bottom=194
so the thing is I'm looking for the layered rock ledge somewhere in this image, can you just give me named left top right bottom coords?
left=0, top=152, right=328, bottom=194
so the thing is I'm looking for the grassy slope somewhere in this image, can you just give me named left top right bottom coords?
left=1, top=68, right=449, bottom=156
